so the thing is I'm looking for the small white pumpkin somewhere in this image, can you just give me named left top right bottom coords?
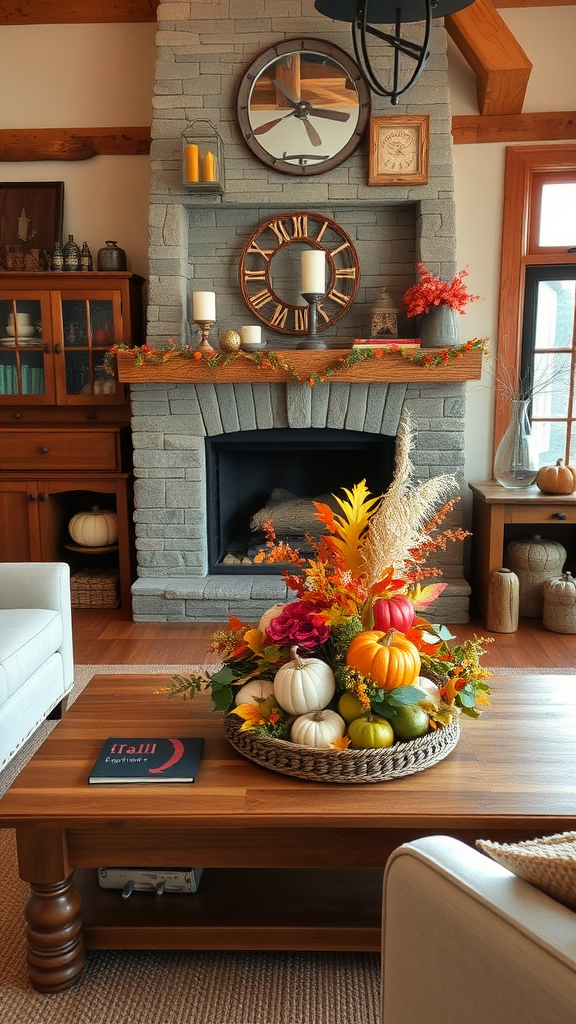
left=291, top=709, right=346, bottom=748
left=273, top=646, right=335, bottom=715
left=258, top=604, right=287, bottom=633
left=234, top=679, right=275, bottom=706
left=415, top=676, right=441, bottom=708
left=68, top=505, right=118, bottom=547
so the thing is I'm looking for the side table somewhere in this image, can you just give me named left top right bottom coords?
left=469, top=481, right=576, bottom=625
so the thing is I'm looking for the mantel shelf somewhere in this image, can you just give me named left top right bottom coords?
left=116, top=348, right=483, bottom=384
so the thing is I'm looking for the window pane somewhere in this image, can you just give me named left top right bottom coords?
left=531, top=351, right=571, bottom=417
left=534, top=279, right=575, bottom=349
left=539, top=183, right=576, bottom=247
left=532, top=419, right=567, bottom=466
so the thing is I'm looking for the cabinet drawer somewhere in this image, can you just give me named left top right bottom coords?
left=509, top=505, right=576, bottom=525
left=0, top=430, right=119, bottom=470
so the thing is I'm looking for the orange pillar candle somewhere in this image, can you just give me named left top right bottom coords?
left=186, top=144, right=199, bottom=182
left=201, top=150, right=216, bottom=182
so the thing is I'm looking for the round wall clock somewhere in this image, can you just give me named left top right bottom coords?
left=237, top=38, right=370, bottom=177
left=238, top=211, right=360, bottom=337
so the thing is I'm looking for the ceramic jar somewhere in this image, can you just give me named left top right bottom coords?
left=486, top=568, right=519, bottom=633
left=97, top=241, right=127, bottom=271
left=543, top=572, right=576, bottom=634
left=506, top=535, right=567, bottom=617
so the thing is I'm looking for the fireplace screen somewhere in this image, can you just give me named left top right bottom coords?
left=206, top=427, right=394, bottom=573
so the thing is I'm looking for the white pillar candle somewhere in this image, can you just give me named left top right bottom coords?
left=240, top=325, right=262, bottom=347
left=301, top=249, right=326, bottom=294
left=192, top=291, right=216, bottom=321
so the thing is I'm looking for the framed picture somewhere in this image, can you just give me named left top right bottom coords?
left=0, top=181, right=64, bottom=271
left=368, top=115, right=429, bottom=186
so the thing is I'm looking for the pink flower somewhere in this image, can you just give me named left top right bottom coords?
left=265, top=601, right=330, bottom=650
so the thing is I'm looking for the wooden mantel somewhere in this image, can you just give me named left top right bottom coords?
left=116, top=348, right=483, bottom=384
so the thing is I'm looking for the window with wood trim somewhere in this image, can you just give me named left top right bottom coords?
left=495, top=146, right=576, bottom=470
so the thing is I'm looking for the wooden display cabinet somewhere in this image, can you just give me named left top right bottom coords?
left=0, top=271, right=144, bottom=406
left=0, top=272, right=144, bottom=614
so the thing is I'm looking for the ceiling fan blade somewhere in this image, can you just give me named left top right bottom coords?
left=303, top=118, right=323, bottom=147
left=308, top=107, right=351, bottom=123
left=272, top=78, right=299, bottom=106
left=253, top=112, right=294, bottom=135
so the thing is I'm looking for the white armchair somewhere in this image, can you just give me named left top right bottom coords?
left=382, top=835, right=576, bottom=1024
left=0, top=562, right=74, bottom=770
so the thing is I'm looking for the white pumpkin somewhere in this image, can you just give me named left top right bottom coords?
left=291, top=709, right=346, bottom=748
left=258, top=604, right=287, bottom=633
left=273, top=647, right=335, bottom=715
left=68, top=506, right=118, bottom=547
left=415, top=676, right=441, bottom=708
left=234, top=679, right=275, bottom=706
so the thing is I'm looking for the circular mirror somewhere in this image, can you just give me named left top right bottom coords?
left=237, top=38, right=370, bottom=177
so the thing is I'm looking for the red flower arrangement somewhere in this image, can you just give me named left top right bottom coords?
left=402, top=264, right=482, bottom=318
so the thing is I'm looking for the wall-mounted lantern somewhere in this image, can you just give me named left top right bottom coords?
left=182, top=120, right=225, bottom=194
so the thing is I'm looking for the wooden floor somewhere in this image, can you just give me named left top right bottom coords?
left=72, top=606, right=576, bottom=669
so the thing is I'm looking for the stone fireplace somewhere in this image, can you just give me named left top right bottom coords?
left=129, top=2, right=471, bottom=623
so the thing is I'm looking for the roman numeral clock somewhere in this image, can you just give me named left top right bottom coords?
left=238, top=211, right=360, bottom=337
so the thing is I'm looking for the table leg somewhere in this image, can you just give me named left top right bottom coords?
left=16, top=827, right=85, bottom=992
left=25, top=875, right=85, bottom=992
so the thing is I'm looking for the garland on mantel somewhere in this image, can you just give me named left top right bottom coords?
left=105, top=337, right=488, bottom=386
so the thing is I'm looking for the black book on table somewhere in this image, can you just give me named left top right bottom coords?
left=88, top=737, right=204, bottom=784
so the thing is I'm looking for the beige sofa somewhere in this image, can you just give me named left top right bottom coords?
left=382, top=836, right=576, bottom=1024
left=0, top=562, right=74, bottom=770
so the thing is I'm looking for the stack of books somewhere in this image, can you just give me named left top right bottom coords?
left=352, top=339, right=421, bottom=350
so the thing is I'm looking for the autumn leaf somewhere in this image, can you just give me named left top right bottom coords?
left=229, top=615, right=246, bottom=630
left=407, top=581, right=447, bottom=609
left=318, top=481, right=380, bottom=572
left=244, top=628, right=265, bottom=656
left=329, top=734, right=352, bottom=749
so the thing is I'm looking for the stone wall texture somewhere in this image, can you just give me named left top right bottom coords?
left=130, top=0, right=471, bottom=622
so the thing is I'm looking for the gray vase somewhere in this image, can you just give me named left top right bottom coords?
left=419, top=304, right=460, bottom=348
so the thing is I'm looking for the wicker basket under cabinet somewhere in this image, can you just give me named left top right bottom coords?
left=71, top=568, right=121, bottom=609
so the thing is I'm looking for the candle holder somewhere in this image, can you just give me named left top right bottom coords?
left=194, top=319, right=216, bottom=356
left=297, top=293, right=327, bottom=350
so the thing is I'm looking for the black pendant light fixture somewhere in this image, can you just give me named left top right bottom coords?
left=314, top=0, right=475, bottom=103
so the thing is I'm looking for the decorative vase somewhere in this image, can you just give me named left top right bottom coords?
left=419, top=304, right=459, bottom=348
left=97, top=240, right=127, bottom=271
left=494, top=399, right=539, bottom=488
left=80, top=242, right=92, bottom=271
left=50, top=241, right=64, bottom=272
left=486, top=568, right=519, bottom=633
left=63, top=235, right=80, bottom=271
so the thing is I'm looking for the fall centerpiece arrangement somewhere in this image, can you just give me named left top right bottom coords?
left=161, top=416, right=492, bottom=783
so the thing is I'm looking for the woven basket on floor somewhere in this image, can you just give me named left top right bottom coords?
left=223, top=713, right=460, bottom=784
left=70, top=568, right=120, bottom=609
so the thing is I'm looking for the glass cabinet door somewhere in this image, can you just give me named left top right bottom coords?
left=0, top=296, right=54, bottom=402
left=56, top=291, right=122, bottom=404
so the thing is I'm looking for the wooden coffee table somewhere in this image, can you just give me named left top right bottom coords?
left=1, top=670, right=576, bottom=993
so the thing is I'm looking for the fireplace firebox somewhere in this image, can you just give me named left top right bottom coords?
left=206, top=427, right=395, bottom=573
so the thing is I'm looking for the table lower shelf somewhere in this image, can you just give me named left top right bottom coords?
left=75, top=867, right=383, bottom=952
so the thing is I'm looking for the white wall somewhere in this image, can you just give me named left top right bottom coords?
left=0, top=24, right=156, bottom=279
left=449, top=7, right=576, bottom=491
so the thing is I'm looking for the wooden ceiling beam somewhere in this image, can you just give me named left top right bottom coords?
left=452, top=110, right=576, bottom=143
left=0, top=1, right=159, bottom=24
left=0, top=128, right=151, bottom=161
left=446, top=0, right=532, bottom=115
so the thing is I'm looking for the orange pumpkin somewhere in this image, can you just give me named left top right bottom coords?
left=536, top=459, right=576, bottom=495
left=345, top=629, right=421, bottom=690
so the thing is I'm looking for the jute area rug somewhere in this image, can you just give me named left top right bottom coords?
left=0, top=664, right=381, bottom=1024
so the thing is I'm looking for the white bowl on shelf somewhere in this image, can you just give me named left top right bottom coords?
left=5, top=325, right=37, bottom=338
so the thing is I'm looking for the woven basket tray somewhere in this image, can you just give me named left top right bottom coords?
left=223, top=713, right=460, bottom=784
